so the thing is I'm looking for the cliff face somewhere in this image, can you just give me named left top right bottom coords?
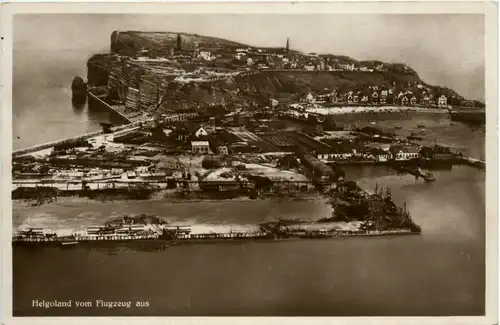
left=111, top=31, right=249, bottom=56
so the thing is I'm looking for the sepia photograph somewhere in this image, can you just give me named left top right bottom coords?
left=1, top=2, right=498, bottom=324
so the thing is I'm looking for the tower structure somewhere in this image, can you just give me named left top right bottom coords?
left=285, top=37, right=290, bottom=52
left=176, top=33, right=182, bottom=51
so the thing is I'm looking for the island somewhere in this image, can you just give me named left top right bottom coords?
left=12, top=31, right=487, bottom=246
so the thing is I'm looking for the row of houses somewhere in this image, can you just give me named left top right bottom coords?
left=316, top=144, right=419, bottom=162
left=316, top=144, right=455, bottom=162
left=304, top=89, right=449, bottom=107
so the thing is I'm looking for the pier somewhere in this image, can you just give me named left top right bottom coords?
left=12, top=179, right=316, bottom=192
left=390, top=164, right=436, bottom=182
left=12, top=225, right=419, bottom=246
left=12, top=122, right=145, bottom=159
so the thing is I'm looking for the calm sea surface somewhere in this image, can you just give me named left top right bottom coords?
left=13, top=49, right=125, bottom=150
left=12, top=49, right=485, bottom=316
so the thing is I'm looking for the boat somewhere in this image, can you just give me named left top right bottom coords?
left=423, top=172, right=436, bottom=182
left=417, top=124, right=425, bottom=128
left=370, top=122, right=376, bottom=125
left=61, top=241, right=78, bottom=246
left=395, top=126, right=402, bottom=130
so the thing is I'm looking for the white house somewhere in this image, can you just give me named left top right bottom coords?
left=218, top=145, right=229, bottom=155
left=305, top=93, right=315, bottom=103
left=389, top=145, right=420, bottom=161
left=234, top=52, right=247, bottom=60
left=195, top=127, right=209, bottom=138
left=338, top=63, right=355, bottom=71
left=369, top=148, right=393, bottom=162
left=317, top=148, right=353, bottom=161
left=191, top=140, right=211, bottom=154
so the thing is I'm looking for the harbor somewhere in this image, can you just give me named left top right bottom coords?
left=13, top=178, right=422, bottom=246
left=11, top=18, right=487, bottom=318
left=13, top=162, right=485, bottom=316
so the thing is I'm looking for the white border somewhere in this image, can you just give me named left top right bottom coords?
left=1, top=2, right=498, bottom=325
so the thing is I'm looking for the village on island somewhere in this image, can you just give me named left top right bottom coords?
left=12, top=31, right=486, bottom=246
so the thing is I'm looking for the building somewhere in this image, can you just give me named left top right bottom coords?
left=171, top=127, right=191, bottom=141
left=420, top=95, right=431, bottom=106
left=389, top=144, right=421, bottom=161
left=438, top=95, right=448, bottom=107
left=338, top=63, right=355, bottom=71
left=218, top=145, right=229, bottom=155
left=317, top=148, right=352, bottom=161
left=410, top=96, right=417, bottom=106
left=420, top=145, right=455, bottom=160
left=368, top=148, right=392, bottom=162
left=163, top=112, right=198, bottom=123
left=380, top=90, right=388, bottom=104
left=121, top=171, right=138, bottom=181
left=305, top=93, right=315, bottom=103
left=269, top=98, right=279, bottom=108
left=191, top=140, right=211, bottom=154
left=195, top=126, right=209, bottom=138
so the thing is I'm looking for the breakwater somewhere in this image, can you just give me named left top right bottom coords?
left=12, top=130, right=104, bottom=158
left=13, top=228, right=418, bottom=246
left=12, top=123, right=144, bottom=159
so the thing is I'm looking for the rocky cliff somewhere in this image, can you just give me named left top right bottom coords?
left=111, top=31, right=249, bottom=56
left=86, top=31, right=472, bottom=113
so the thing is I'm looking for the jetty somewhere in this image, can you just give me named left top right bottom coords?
left=390, top=164, right=436, bottom=182
left=12, top=223, right=419, bottom=246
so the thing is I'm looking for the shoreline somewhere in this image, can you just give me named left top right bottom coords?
left=303, top=105, right=450, bottom=115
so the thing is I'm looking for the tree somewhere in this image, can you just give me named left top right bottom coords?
left=201, top=157, right=221, bottom=169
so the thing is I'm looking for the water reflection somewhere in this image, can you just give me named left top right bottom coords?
left=71, top=96, right=87, bottom=112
